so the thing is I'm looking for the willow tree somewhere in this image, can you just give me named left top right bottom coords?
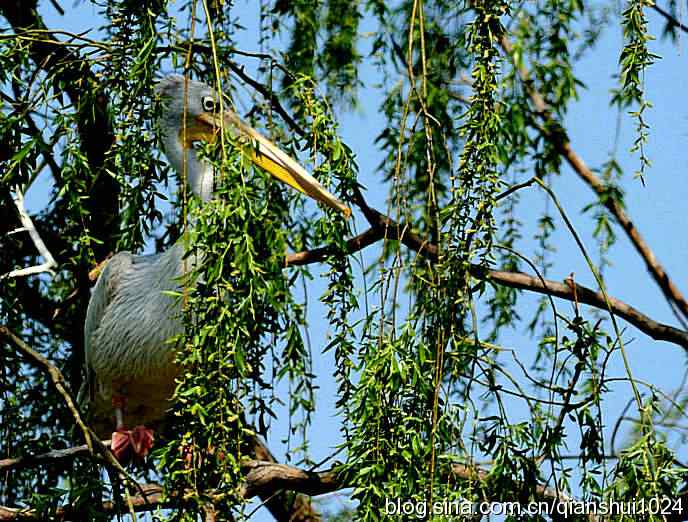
left=2, top=0, right=688, bottom=520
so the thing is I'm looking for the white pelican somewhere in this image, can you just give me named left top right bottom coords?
left=81, top=74, right=350, bottom=461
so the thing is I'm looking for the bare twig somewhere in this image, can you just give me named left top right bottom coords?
left=1, top=189, right=57, bottom=280
left=0, top=440, right=110, bottom=472
left=652, top=3, right=688, bottom=34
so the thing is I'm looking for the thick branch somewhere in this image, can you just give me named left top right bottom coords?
left=0, top=439, right=318, bottom=522
left=0, top=457, right=601, bottom=522
left=240, top=461, right=340, bottom=500
left=499, top=35, right=688, bottom=323
left=249, top=437, right=321, bottom=521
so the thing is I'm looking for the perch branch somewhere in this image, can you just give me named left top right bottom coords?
left=0, top=458, right=599, bottom=521
left=0, top=434, right=318, bottom=521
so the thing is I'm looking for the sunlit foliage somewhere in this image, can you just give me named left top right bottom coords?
left=1, top=0, right=687, bottom=521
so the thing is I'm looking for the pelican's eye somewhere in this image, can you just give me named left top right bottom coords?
left=202, top=96, right=216, bottom=113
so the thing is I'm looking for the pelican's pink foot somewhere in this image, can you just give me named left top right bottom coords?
left=131, top=425, right=155, bottom=457
left=111, top=426, right=155, bottom=462
left=111, top=428, right=131, bottom=461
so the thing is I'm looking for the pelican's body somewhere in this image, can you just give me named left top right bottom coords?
left=81, top=75, right=349, bottom=459
left=84, top=244, right=188, bottom=435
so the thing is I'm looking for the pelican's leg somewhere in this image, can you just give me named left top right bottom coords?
left=112, top=393, right=126, bottom=429
left=111, top=393, right=131, bottom=461
left=109, top=392, right=155, bottom=461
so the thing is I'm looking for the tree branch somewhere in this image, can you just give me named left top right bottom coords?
left=0, top=2, right=118, bottom=263
left=155, top=38, right=676, bottom=349
left=499, top=35, right=688, bottom=324
left=0, top=455, right=597, bottom=522
left=1, top=0, right=121, bottom=402
left=2, top=315, right=684, bottom=518
left=1, top=189, right=57, bottom=280
left=286, top=227, right=383, bottom=266
left=652, top=3, right=688, bottom=34
left=249, top=436, right=321, bottom=521
left=0, top=441, right=322, bottom=521
left=0, top=440, right=110, bottom=473
left=156, top=42, right=305, bottom=138
left=284, top=187, right=688, bottom=349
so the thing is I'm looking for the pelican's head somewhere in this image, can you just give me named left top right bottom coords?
left=155, top=74, right=351, bottom=216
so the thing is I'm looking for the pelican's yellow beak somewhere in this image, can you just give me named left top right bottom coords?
left=196, top=111, right=351, bottom=217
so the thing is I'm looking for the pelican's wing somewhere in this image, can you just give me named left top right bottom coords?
left=78, top=252, right=133, bottom=409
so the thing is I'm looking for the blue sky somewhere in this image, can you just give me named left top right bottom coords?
left=24, top=0, right=688, bottom=519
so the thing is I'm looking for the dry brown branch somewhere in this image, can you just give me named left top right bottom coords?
left=282, top=188, right=688, bottom=349
left=498, top=36, right=688, bottom=324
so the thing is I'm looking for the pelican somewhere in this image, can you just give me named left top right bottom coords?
left=81, top=74, right=350, bottom=461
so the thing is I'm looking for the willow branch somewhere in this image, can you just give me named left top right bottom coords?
left=0, top=441, right=109, bottom=473
left=156, top=42, right=304, bottom=138
left=224, top=60, right=306, bottom=138
left=286, top=227, right=383, bottom=266
left=499, top=35, right=688, bottom=324
left=0, top=434, right=317, bottom=521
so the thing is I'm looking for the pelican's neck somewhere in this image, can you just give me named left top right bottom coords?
left=162, top=132, right=213, bottom=202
